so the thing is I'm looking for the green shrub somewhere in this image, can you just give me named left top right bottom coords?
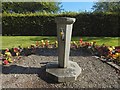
left=2, top=12, right=119, bottom=36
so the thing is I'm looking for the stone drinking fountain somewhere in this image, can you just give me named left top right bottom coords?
left=46, top=17, right=82, bottom=82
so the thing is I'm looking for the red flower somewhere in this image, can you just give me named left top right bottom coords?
left=14, top=48, right=18, bottom=52
left=3, top=60, right=9, bottom=65
left=5, top=48, right=9, bottom=52
left=79, top=38, right=83, bottom=44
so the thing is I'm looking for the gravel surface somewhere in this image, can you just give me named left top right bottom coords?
left=1, top=48, right=120, bottom=88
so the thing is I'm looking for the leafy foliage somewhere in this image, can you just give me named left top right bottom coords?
left=2, top=2, right=62, bottom=13
left=92, top=2, right=120, bottom=13
left=2, top=12, right=119, bottom=36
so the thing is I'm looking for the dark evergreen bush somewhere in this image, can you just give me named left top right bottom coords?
left=2, top=13, right=119, bottom=36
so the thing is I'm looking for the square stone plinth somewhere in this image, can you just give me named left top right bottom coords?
left=46, top=61, right=82, bottom=82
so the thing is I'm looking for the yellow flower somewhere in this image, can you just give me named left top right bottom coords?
left=112, top=46, right=115, bottom=49
left=112, top=53, right=119, bottom=59
left=108, top=47, right=113, bottom=51
left=5, top=52, right=11, bottom=57
left=16, top=52, right=19, bottom=56
left=41, top=40, right=44, bottom=43
left=7, top=58, right=13, bottom=63
left=91, top=42, right=94, bottom=45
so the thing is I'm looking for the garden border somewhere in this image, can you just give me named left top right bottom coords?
left=92, top=56, right=120, bottom=71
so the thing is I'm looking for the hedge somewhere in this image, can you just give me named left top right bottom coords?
left=2, top=12, right=120, bottom=36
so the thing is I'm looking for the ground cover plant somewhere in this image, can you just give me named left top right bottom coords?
left=1, top=36, right=120, bottom=66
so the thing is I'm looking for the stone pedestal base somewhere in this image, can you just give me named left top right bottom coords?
left=46, top=61, right=82, bottom=82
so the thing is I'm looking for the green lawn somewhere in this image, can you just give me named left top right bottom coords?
left=1, top=36, right=119, bottom=50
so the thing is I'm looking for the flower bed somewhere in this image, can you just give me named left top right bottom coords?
left=78, top=40, right=120, bottom=66
left=1, top=39, right=120, bottom=66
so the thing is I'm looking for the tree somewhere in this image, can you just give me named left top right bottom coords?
left=2, top=2, right=62, bottom=13
left=92, top=1, right=120, bottom=13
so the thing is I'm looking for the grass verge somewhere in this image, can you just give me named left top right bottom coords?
left=1, top=36, right=119, bottom=50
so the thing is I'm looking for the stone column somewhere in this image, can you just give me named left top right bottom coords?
left=55, top=17, right=76, bottom=68
left=46, top=17, right=81, bottom=82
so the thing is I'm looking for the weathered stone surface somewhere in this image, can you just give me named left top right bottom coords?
left=46, top=61, right=81, bottom=82
left=46, top=17, right=81, bottom=82
left=55, top=17, right=76, bottom=68
left=55, top=17, right=76, bottom=24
